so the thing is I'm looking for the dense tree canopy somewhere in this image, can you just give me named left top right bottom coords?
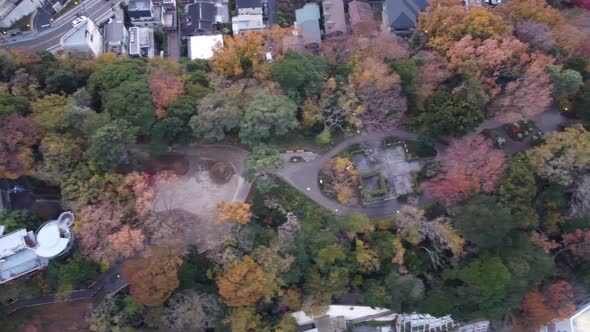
left=239, top=95, right=298, bottom=145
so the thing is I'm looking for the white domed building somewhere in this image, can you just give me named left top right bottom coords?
left=0, top=211, right=75, bottom=284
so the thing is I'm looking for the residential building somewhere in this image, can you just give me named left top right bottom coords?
left=60, top=18, right=103, bottom=57
left=381, top=0, right=429, bottom=36
left=129, top=26, right=155, bottom=57
left=104, top=8, right=129, bottom=55
left=231, top=13, right=264, bottom=34
left=163, top=10, right=177, bottom=31
left=295, top=3, right=321, bottom=48
left=231, top=0, right=264, bottom=34
left=153, top=0, right=176, bottom=11
left=322, top=0, right=346, bottom=36
left=236, top=0, right=262, bottom=15
left=291, top=305, right=490, bottom=332
left=182, top=1, right=219, bottom=36
left=128, top=0, right=164, bottom=28
left=539, top=298, right=590, bottom=332
left=188, top=34, right=223, bottom=59
left=0, top=212, right=75, bottom=284
left=348, top=0, right=377, bottom=33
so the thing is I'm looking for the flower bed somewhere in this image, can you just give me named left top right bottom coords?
left=503, top=120, right=536, bottom=141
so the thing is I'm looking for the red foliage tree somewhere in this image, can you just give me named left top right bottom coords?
left=518, top=287, right=554, bottom=330
left=0, top=115, right=40, bottom=179
left=421, top=135, right=506, bottom=205
left=149, top=69, right=184, bottom=118
left=492, top=54, right=554, bottom=123
left=517, top=281, right=576, bottom=330
left=546, top=281, right=576, bottom=319
left=562, top=228, right=590, bottom=256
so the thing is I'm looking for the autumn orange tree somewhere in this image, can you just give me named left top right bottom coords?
left=215, top=201, right=252, bottom=224
left=149, top=68, right=184, bottom=118
left=217, top=256, right=268, bottom=306
left=211, top=26, right=290, bottom=79
left=517, top=281, right=576, bottom=330
left=417, top=0, right=509, bottom=52
left=123, top=244, right=185, bottom=306
left=421, top=135, right=506, bottom=205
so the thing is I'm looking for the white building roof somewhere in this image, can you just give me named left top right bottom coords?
left=0, top=229, right=30, bottom=259
left=0, top=211, right=75, bottom=284
left=231, top=14, right=263, bottom=34
left=292, top=305, right=393, bottom=325
left=188, top=34, right=223, bottom=60
left=35, top=223, right=70, bottom=258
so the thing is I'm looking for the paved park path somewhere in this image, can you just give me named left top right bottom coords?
left=1, top=265, right=128, bottom=316
left=276, top=106, right=567, bottom=217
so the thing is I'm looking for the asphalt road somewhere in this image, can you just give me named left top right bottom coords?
left=0, top=0, right=116, bottom=51
left=34, top=0, right=68, bottom=32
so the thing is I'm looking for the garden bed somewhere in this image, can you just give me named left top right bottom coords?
left=503, top=120, right=536, bottom=141
left=404, top=140, right=437, bottom=160
left=359, top=171, right=388, bottom=204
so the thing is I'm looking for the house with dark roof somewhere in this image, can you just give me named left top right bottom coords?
left=128, top=0, right=164, bottom=28
left=236, top=0, right=262, bottom=15
left=182, top=1, right=218, bottom=36
left=381, top=0, right=429, bottom=35
left=322, top=0, right=346, bottom=36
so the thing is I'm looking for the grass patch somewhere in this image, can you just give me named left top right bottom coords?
left=404, top=140, right=437, bottom=160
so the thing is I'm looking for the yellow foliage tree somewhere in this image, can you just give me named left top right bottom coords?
left=215, top=201, right=252, bottom=224
left=417, top=0, right=509, bottom=52
left=122, top=244, right=184, bottom=306
left=217, top=256, right=268, bottom=306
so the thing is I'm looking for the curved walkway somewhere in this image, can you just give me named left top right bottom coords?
left=276, top=129, right=419, bottom=217
left=1, top=265, right=127, bottom=316
left=276, top=107, right=567, bottom=217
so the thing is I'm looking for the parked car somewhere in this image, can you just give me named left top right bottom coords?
left=71, top=16, right=88, bottom=27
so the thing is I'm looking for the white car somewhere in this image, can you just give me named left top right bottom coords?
left=71, top=16, right=88, bottom=27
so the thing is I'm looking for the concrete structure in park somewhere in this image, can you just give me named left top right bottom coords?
left=128, top=0, right=165, bottom=28
left=188, top=34, right=223, bottom=59
left=0, top=212, right=75, bottom=284
left=294, top=3, right=321, bottom=48
left=291, top=305, right=490, bottom=332
left=382, top=0, right=429, bottom=36
left=60, top=18, right=103, bottom=57
left=128, top=26, right=155, bottom=57
left=539, top=299, right=590, bottom=332
left=322, top=0, right=346, bottom=36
